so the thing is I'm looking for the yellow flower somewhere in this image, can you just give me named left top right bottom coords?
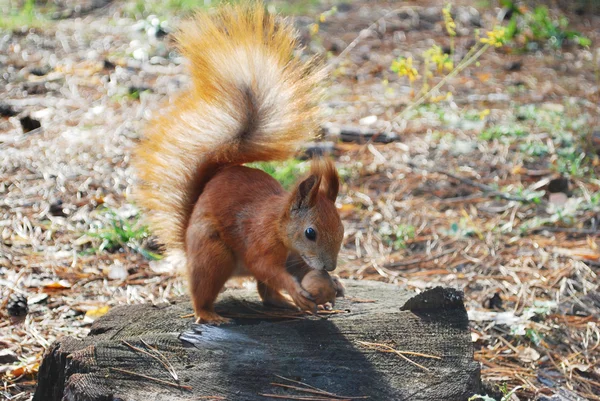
left=391, top=57, right=419, bottom=82
left=423, top=45, right=453, bottom=73
left=479, top=109, right=490, bottom=120
left=309, top=23, right=319, bottom=35
left=319, top=6, right=337, bottom=22
left=480, top=27, right=506, bottom=47
left=430, top=92, right=451, bottom=103
left=442, top=4, right=456, bottom=37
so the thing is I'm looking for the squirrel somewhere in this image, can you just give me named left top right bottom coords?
left=133, top=2, right=344, bottom=324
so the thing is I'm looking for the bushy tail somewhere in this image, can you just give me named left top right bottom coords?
left=133, top=2, right=322, bottom=253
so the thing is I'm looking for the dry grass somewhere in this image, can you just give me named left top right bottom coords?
left=1, top=0, right=600, bottom=400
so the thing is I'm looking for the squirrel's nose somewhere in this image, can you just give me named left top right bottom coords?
left=324, top=263, right=336, bottom=272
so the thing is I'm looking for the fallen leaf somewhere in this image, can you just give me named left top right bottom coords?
left=84, top=305, right=110, bottom=323
left=512, top=165, right=524, bottom=175
left=518, top=346, right=540, bottom=363
left=43, top=280, right=72, bottom=291
left=338, top=204, right=355, bottom=213
left=359, top=115, right=377, bottom=125
left=107, top=260, right=128, bottom=280
left=6, top=362, right=39, bottom=378
left=553, top=247, right=599, bottom=261
left=27, top=293, right=48, bottom=304
left=568, top=364, right=590, bottom=373
left=476, top=72, right=491, bottom=82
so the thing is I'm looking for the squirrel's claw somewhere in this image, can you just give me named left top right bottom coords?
left=194, top=311, right=231, bottom=325
left=289, top=281, right=317, bottom=314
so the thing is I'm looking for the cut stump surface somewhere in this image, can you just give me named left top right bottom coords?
left=34, top=280, right=481, bottom=401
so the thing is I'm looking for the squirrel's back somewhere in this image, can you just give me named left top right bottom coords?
left=133, top=2, right=323, bottom=254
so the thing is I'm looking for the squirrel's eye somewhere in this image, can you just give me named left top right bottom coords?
left=305, top=227, right=317, bottom=241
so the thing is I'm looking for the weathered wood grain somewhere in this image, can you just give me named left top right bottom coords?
left=34, top=281, right=481, bottom=401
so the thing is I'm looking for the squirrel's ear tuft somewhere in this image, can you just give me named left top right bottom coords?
left=310, top=158, right=339, bottom=202
left=291, top=174, right=321, bottom=210
left=321, top=161, right=339, bottom=202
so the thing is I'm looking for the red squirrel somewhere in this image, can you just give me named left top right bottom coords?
left=134, top=2, right=344, bottom=324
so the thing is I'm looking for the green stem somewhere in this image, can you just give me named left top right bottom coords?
left=393, top=43, right=490, bottom=123
left=422, top=58, right=430, bottom=95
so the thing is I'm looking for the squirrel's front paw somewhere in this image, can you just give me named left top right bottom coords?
left=289, top=282, right=317, bottom=313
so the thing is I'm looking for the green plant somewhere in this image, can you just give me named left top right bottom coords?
left=479, top=125, right=527, bottom=141
left=391, top=21, right=507, bottom=121
left=85, top=211, right=160, bottom=260
left=463, top=109, right=490, bottom=122
left=380, top=224, right=416, bottom=250
left=124, top=0, right=323, bottom=19
left=0, top=0, right=49, bottom=30
left=502, top=3, right=591, bottom=50
left=446, top=220, right=478, bottom=238
left=525, top=328, right=542, bottom=346
left=511, top=187, right=545, bottom=204
left=587, top=192, right=600, bottom=209
left=555, top=149, right=589, bottom=178
left=486, top=103, right=592, bottom=178
left=125, top=0, right=210, bottom=18
left=469, top=384, right=522, bottom=401
left=247, top=159, right=308, bottom=190
left=519, top=141, right=549, bottom=157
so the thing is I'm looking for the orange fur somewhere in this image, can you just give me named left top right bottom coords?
left=133, top=2, right=343, bottom=324
left=134, top=2, right=322, bottom=253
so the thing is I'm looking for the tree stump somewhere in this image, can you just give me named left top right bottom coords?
left=34, top=281, right=481, bottom=401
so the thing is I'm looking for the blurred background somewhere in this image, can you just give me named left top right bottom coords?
left=1, top=1, right=599, bottom=400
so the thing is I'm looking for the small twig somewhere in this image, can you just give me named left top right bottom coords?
left=433, top=170, right=530, bottom=203
left=529, top=226, right=600, bottom=236
left=274, top=375, right=338, bottom=396
left=239, top=302, right=305, bottom=318
left=270, top=384, right=353, bottom=399
left=109, top=367, right=192, bottom=390
left=391, top=43, right=490, bottom=125
left=122, top=340, right=179, bottom=381
left=357, top=342, right=441, bottom=360
left=0, top=271, right=27, bottom=313
left=140, top=339, right=179, bottom=381
left=346, top=298, right=376, bottom=303
left=272, top=376, right=369, bottom=399
left=259, top=394, right=350, bottom=401
left=316, top=309, right=348, bottom=315
left=383, top=248, right=457, bottom=269
left=357, top=341, right=442, bottom=372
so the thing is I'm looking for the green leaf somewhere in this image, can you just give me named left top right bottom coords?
left=505, top=18, right=517, bottom=40
left=525, top=328, right=542, bottom=346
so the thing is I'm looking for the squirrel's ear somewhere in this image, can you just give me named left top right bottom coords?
left=321, top=163, right=339, bottom=202
left=292, top=174, right=321, bottom=210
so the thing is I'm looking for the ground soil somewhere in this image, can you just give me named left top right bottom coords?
left=1, top=1, right=599, bottom=400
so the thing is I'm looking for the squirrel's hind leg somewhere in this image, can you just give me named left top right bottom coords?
left=257, top=281, right=296, bottom=310
left=186, top=220, right=234, bottom=325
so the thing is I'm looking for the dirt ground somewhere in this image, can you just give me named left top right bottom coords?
left=1, top=0, right=599, bottom=400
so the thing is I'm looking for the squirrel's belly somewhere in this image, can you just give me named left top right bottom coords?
left=231, top=259, right=251, bottom=277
